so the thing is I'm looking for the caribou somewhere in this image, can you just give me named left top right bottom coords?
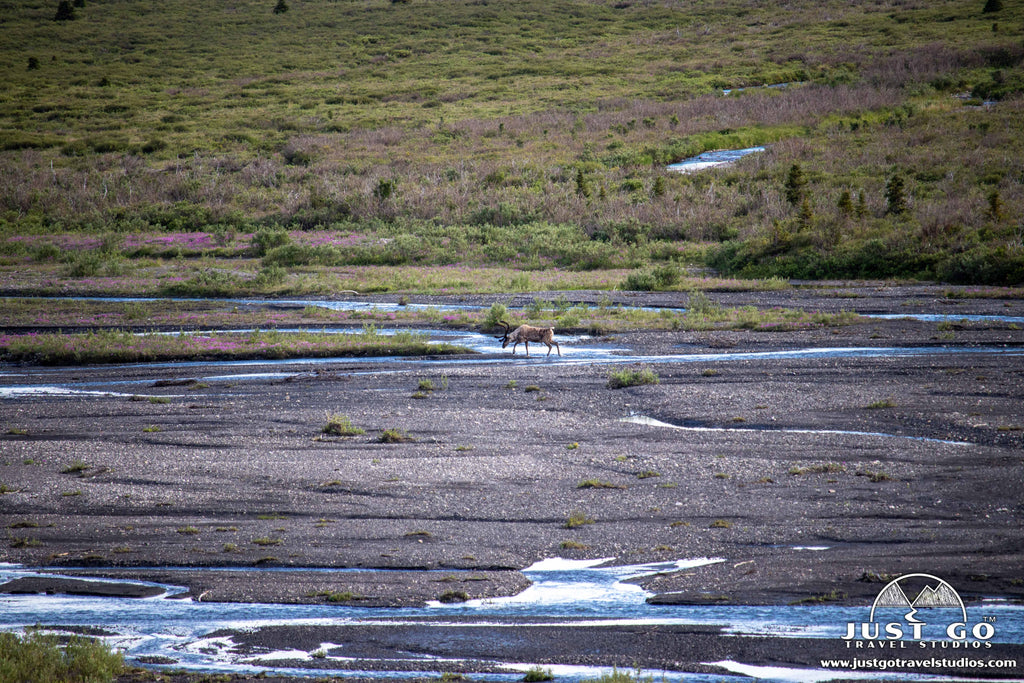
left=495, top=320, right=561, bottom=357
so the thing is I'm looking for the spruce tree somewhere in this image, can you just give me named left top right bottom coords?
left=54, top=0, right=75, bottom=20
left=273, top=0, right=289, bottom=14
left=986, top=189, right=1005, bottom=220
left=652, top=175, right=666, bottom=198
left=798, top=198, right=814, bottom=229
left=837, top=189, right=853, bottom=215
left=784, top=163, right=806, bottom=206
left=885, top=174, right=907, bottom=215
left=574, top=168, right=591, bottom=198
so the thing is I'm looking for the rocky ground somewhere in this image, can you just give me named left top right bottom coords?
left=1, top=284, right=1022, bottom=680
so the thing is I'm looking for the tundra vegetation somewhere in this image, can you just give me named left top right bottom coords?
left=0, top=0, right=1021, bottom=296
left=0, top=630, right=125, bottom=683
left=0, top=326, right=470, bottom=364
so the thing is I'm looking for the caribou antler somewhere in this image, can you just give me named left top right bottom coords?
left=495, top=320, right=511, bottom=344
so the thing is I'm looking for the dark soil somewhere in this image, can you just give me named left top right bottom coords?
left=1, top=284, right=1022, bottom=681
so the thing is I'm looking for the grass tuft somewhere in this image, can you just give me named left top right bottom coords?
left=564, top=510, right=595, bottom=529
left=607, top=367, right=660, bottom=389
left=252, top=537, right=284, bottom=546
left=789, top=463, right=846, bottom=475
left=559, top=540, right=590, bottom=550
left=312, top=590, right=364, bottom=603
left=379, top=428, right=415, bottom=443
left=576, top=479, right=626, bottom=490
left=865, top=398, right=897, bottom=409
left=60, top=461, right=90, bottom=475
left=321, top=414, right=365, bottom=437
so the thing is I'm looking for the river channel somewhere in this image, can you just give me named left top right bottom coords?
left=3, top=558, right=1022, bottom=681
left=2, top=294, right=1023, bottom=681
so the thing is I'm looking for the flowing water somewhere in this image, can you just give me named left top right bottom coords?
left=3, top=297, right=1022, bottom=680
left=2, top=560, right=1019, bottom=681
left=3, top=335, right=1022, bottom=395
left=667, top=147, right=766, bottom=173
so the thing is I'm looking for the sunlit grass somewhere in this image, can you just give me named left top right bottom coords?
left=0, top=327, right=471, bottom=365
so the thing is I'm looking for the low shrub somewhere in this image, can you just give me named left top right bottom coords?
left=607, top=367, right=659, bottom=389
left=524, top=667, right=555, bottom=682
left=0, top=630, right=125, bottom=683
left=483, top=301, right=508, bottom=329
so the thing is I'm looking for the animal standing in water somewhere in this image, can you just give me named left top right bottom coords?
left=495, top=320, right=560, bottom=357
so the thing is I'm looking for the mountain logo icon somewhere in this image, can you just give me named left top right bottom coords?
left=869, top=573, right=967, bottom=624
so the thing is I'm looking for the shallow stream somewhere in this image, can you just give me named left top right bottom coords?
left=2, top=559, right=1020, bottom=681
left=667, top=147, right=766, bottom=173
left=2, top=297, right=1023, bottom=680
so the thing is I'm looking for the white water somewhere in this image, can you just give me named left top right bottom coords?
left=667, top=146, right=766, bottom=173
left=622, top=414, right=974, bottom=447
left=4, top=559, right=1019, bottom=681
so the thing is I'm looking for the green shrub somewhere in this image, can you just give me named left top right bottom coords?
left=160, top=269, right=245, bottom=297
left=652, top=263, right=681, bottom=288
left=0, top=630, right=124, bottom=683
left=483, top=301, right=508, bottom=329
left=524, top=667, right=555, bottom=682
left=374, top=178, right=397, bottom=201
left=686, top=290, right=722, bottom=316
left=254, top=263, right=287, bottom=286
left=621, top=270, right=656, bottom=291
left=607, top=367, right=659, bottom=389
left=252, top=227, right=291, bottom=256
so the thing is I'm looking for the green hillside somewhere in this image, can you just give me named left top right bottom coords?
left=2, top=0, right=1022, bottom=288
